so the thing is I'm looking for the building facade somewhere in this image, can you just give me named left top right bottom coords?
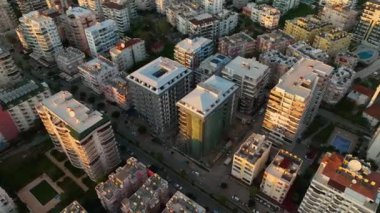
left=354, top=0, right=380, bottom=49
left=0, top=0, right=17, bottom=32
left=204, top=0, right=224, bottom=14
left=320, top=6, right=358, bottom=31
left=218, top=32, right=256, bottom=58
left=323, top=66, right=355, bottom=105
left=177, top=75, right=238, bottom=157
left=16, top=0, right=48, bottom=14
left=256, top=30, right=295, bottom=54
left=272, top=0, right=300, bottom=14
left=195, top=53, right=231, bottom=84
left=37, top=91, right=121, bottom=181
left=102, top=1, right=131, bottom=36
left=78, top=0, right=104, bottom=20
left=103, top=77, right=130, bottom=110
left=110, top=37, right=147, bottom=72
left=243, top=3, right=280, bottom=30
left=0, top=48, right=22, bottom=89
left=312, top=28, right=352, bottom=57
left=232, top=133, right=271, bottom=185
left=174, top=37, right=214, bottom=70
left=85, top=20, right=119, bottom=57
left=56, top=47, right=85, bottom=75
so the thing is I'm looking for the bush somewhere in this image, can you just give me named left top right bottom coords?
left=111, top=111, right=120, bottom=118
left=138, top=125, right=147, bottom=134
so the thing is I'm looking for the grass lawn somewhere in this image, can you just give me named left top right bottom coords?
left=50, top=149, right=66, bottom=162
left=30, top=180, right=58, bottom=205
left=64, top=161, right=85, bottom=178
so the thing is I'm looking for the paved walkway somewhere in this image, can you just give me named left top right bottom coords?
left=45, top=150, right=89, bottom=191
left=355, top=58, right=380, bottom=79
left=17, top=174, right=63, bottom=213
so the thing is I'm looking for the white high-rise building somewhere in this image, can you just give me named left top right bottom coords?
left=299, top=153, right=380, bottom=213
left=232, top=133, right=271, bottom=185
left=18, top=11, right=63, bottom=63
left=0, top=0, right=17, bottom=32
left=222, top=56, right=270, bottom=114
left=85, top=20, right=119, bottom=57
left=272, top=0, right=300, bottom=14
left=127, top=57, right=193, bottom=139
left=37, top=91, right=121, bottom=181
left=78, top=0, right=104, bottom=20
left=204, top=0, right=224, bottom=14
left=64, top=7, right=97, bottom=55
left=102, top=1, right=131, bottom=35
left=110, top=37, right=147, bottom=72
left=354, top=0, right=380, bottom=49
left=174, top=37, right=214, bottom=70
left=0, top=48, right=22, bottom=89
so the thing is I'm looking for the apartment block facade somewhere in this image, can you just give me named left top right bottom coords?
left=324, top=66, right=355, bottom=105
left=218, top=32, right=256, bottom=58
left=0, top=48, right=22, bottom=89
left=174, top=37, right=214, bottom=70
left=354, top=0, right=380, bottom=49
left=102, top=1, right=131, bottom=36
left=85, top=20, right=119, bottom=57
left=243, top=3, right=280, bottom=30
left=56, top=47, right=85, bottom=75
left=312, top=28, right=352, bottom=57
left=256, top=30, right=295, bottom=54
left=195, top=53, right=231, bottom=84
left=110, top=37, right=147, bottom=72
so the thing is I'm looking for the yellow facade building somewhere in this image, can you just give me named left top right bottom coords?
left=313, top=28, right=352, bottom=57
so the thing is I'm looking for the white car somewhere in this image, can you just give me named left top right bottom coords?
left=232, top=195, right=240, bottom=202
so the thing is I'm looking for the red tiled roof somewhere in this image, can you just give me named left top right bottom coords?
left=364, top=104, right=380, bottom=120
left=353, top=85, right=375, bottom=98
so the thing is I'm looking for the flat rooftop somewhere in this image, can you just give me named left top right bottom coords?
left=190, top=13, right=215, bottom=25
left=330, top=66, right=355, bottom=86
left=257, top=30, right=294, bottom=43
left=276, top=58, right=333, bottom=99
left=163, top=191, right=206, bottom=213
left=66, top=6, right=93, bottom=17
left=177, top=75, right=238, bottom=117
left=60, top=200, right=87, bottom=213
left=56, top=47, right=84, bottom=60
left=85, top=19, right=116, bottom=32
left=199, top=53, right=231, bottom=72
left=40, top=91, right=106, bottom=134
left=78, top=56, right=115, bottom=75
left=224, top=56, right=269, bottom=81
left=266, top=150, right=302, bottom=183
left=127, top=57, right=191, bottom=95
left=260, top=50, right=298, bottom=66
left=235, top=133, right=271, bottom=165
left=175, top=37, right=212, bottom=53
left=220, top=32, right=255, bottom=44
left=110, top=37, right=143, bottom=54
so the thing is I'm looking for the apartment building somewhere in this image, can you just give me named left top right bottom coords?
left=367, top=128, right=380, bottom=167
left=61, top=201, right=87, bottom=213
left=260, top=150, right=302, bottom=203
left=232, top=133, right=271, bottom=185
left=256, top=30, right=295, bottom=54
left=166, top=2, right=203, bottom=33
left=78, top=56, right=119, bottom=94
left=96, top=157, right=148, bottom=212
left=215, top=9, right=238, bottom=38
left=16, top=0, right=48, bottom=14
left=85, top=20, right=119, bottom=57
left=163, top=191, right=206, bottom=213
left=110, top=37, right=147, bottom=72
left=189, top=13, right=218, bottom=40
left=354, top=0, right=380, bottom=49
left=284, top=15, right=332, bottom=44
left=155, top=0, right=169, bottom=14
left=127, top=57, right=193, bottom=139
left=259, top=50, right=298, bottom=86
left=222, top=57, right=270, bottom=114
left=177, top=75, right=238, bottom=157
left=262, top=58, right=333, bottom=148
left=18, top=11, right=63, bottom=63
left=135, top=0, right=155, bottom=11
left=334, top=51, right=358, bottom=69
left=313, top=28, right=352, bottom=57
left=286, top=41, right=330, bottom=63
left=320, top=0, right=356, bottom=8
left=218, top=32, right=256, bottom=58
left=204, top=0, right=224, bottom=14
left=0, top=0, right=17, bottom=32
left=78, top=0, right=104, bottom=20
left=243, top=3, right=280, bottom=30
left=299, top=153, right=380, bottom=213
left=56, top=47, right=85, bottom=75
left=272, top=0, right=300, bottom=14
left=0, top=80, right=51, bottom=141
left=102, top=1, right=131, bottom=35
left=63, top=7, right=97, bottom=55
left=121, top=174, right=169, bottom=213
left=0, top=187, right=16, bottom=213
left=324, top=66, right=355, bottom=105
left=37, top=91, right=121, bottom=181
left=320, top=6, right=358, bottom=31
left=174, top=37, right=214, bottom=70
left=195, top=53, right=231, bottom=84
left=103, top=77, right=130, bottom=110
left=0, top=48, right=22, bottom=89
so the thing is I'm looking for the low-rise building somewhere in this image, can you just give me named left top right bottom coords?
left=218, top=32, right=256, bottom=58
left=61, top=201, right=87, bottom=213
left=55, top=47, right=85, bottom=75
left=121, top=174, right=169, bottom=213
left=367, top=127, right=380, bottom=166
left=174, top=37, right=214, bottom=70
left=334, top=51, right=358, bottom=69
left=286, top=41, right=330, bottom=63
left=232, top=133, right=271, bottom=185
left=163, top=191, right=206, bottom=213
left=260, top=150, right=302, bottom=204
left=313, top=28, right=352, bottom=57
left=347, top=85, right=375, bottom=106
left=256, top=30, right=295, bottom=54
left=259, top=50, right=298, bottom=86
left=243, top=3, right=280, bottom=30
left=195, top=53, right=231, bottom=84
left=103, top=77, right=130, bottom=110
left=110, top=37, right=147, bottom=72
left=78, top=56, right=119, bottom=94
left=222, top=56, right=270, bottom=114
left=299, top=153, right=380, bottom=213
left=96, top=157, right=148, bottom=212
left=189, top=13, right=218, bottom=40
left=324, top=66, right=355, bottom=105
left=0, top=187, right=16, bottom=213
left=85, top=20, right=119, bottom=57
left=166, top=2, right=203, bottom=33
left=284, top=15, right=332, bottom=44
left=320, top=6, right=358, bottom=31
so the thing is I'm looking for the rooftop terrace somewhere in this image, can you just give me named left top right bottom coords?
left=163, top=191, right=206, bottom=213
left=235, top=133, right=271, bottom=165
left=266, top=150, right=302, bottom=182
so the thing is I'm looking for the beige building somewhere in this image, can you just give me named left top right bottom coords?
left=174, top=37, right=214, bottom=70
left=16, top=0, right=48, bottom=14
left=324, top=66, right=355, bottom=105
left=284, top=15, right=331, bottom=44
left=102, top=1, right=131, bottom=35
left=61, top=201, right=87, bottom=213
left=78, top=0, right=104, bottom=20
left=37, top=91, right=121, bottom=181
left=96, top=157, right=148, bottom=212
left=0, top=48, right=22, bottom=89
left=260, top=150, right=302, bottom=204
left=262, top=58, right=333, bottom=148
left=354, top=0, right=380, bottom=49
left=232, top=133, right=271, bottom=185
left=163, top=191, right=206, bottom=213
left=320, top=6, right=358, bottom=31
left=313, top=28, right=352, bottom=57
left=103, top=77, right=130, bottom=110
left=110, top=37, right=147, bottom=72
left=286, top=41, right=330, bottom=63
left=218, top=32, right=256, bottom=58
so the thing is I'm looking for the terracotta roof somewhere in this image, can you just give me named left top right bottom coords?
left=352, top=85, right=375, bottom=98
left=321, top=153, right=380, bottom=200
left=364, top=103, right=380, bottom=120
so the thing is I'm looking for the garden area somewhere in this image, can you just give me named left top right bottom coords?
left=30, top=180, right=58, bottom=205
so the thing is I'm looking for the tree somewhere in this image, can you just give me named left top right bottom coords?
left=111, top=111, right=120, bottom=118
left=138, top=125, right=147, bottom=134
left=88, top=96, right=96, bottom=103
left=220, top=182, right=228, bottom=189
left=70, top=85, right=79, bottom=94
left=97, top=102, right=105, bottom=110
